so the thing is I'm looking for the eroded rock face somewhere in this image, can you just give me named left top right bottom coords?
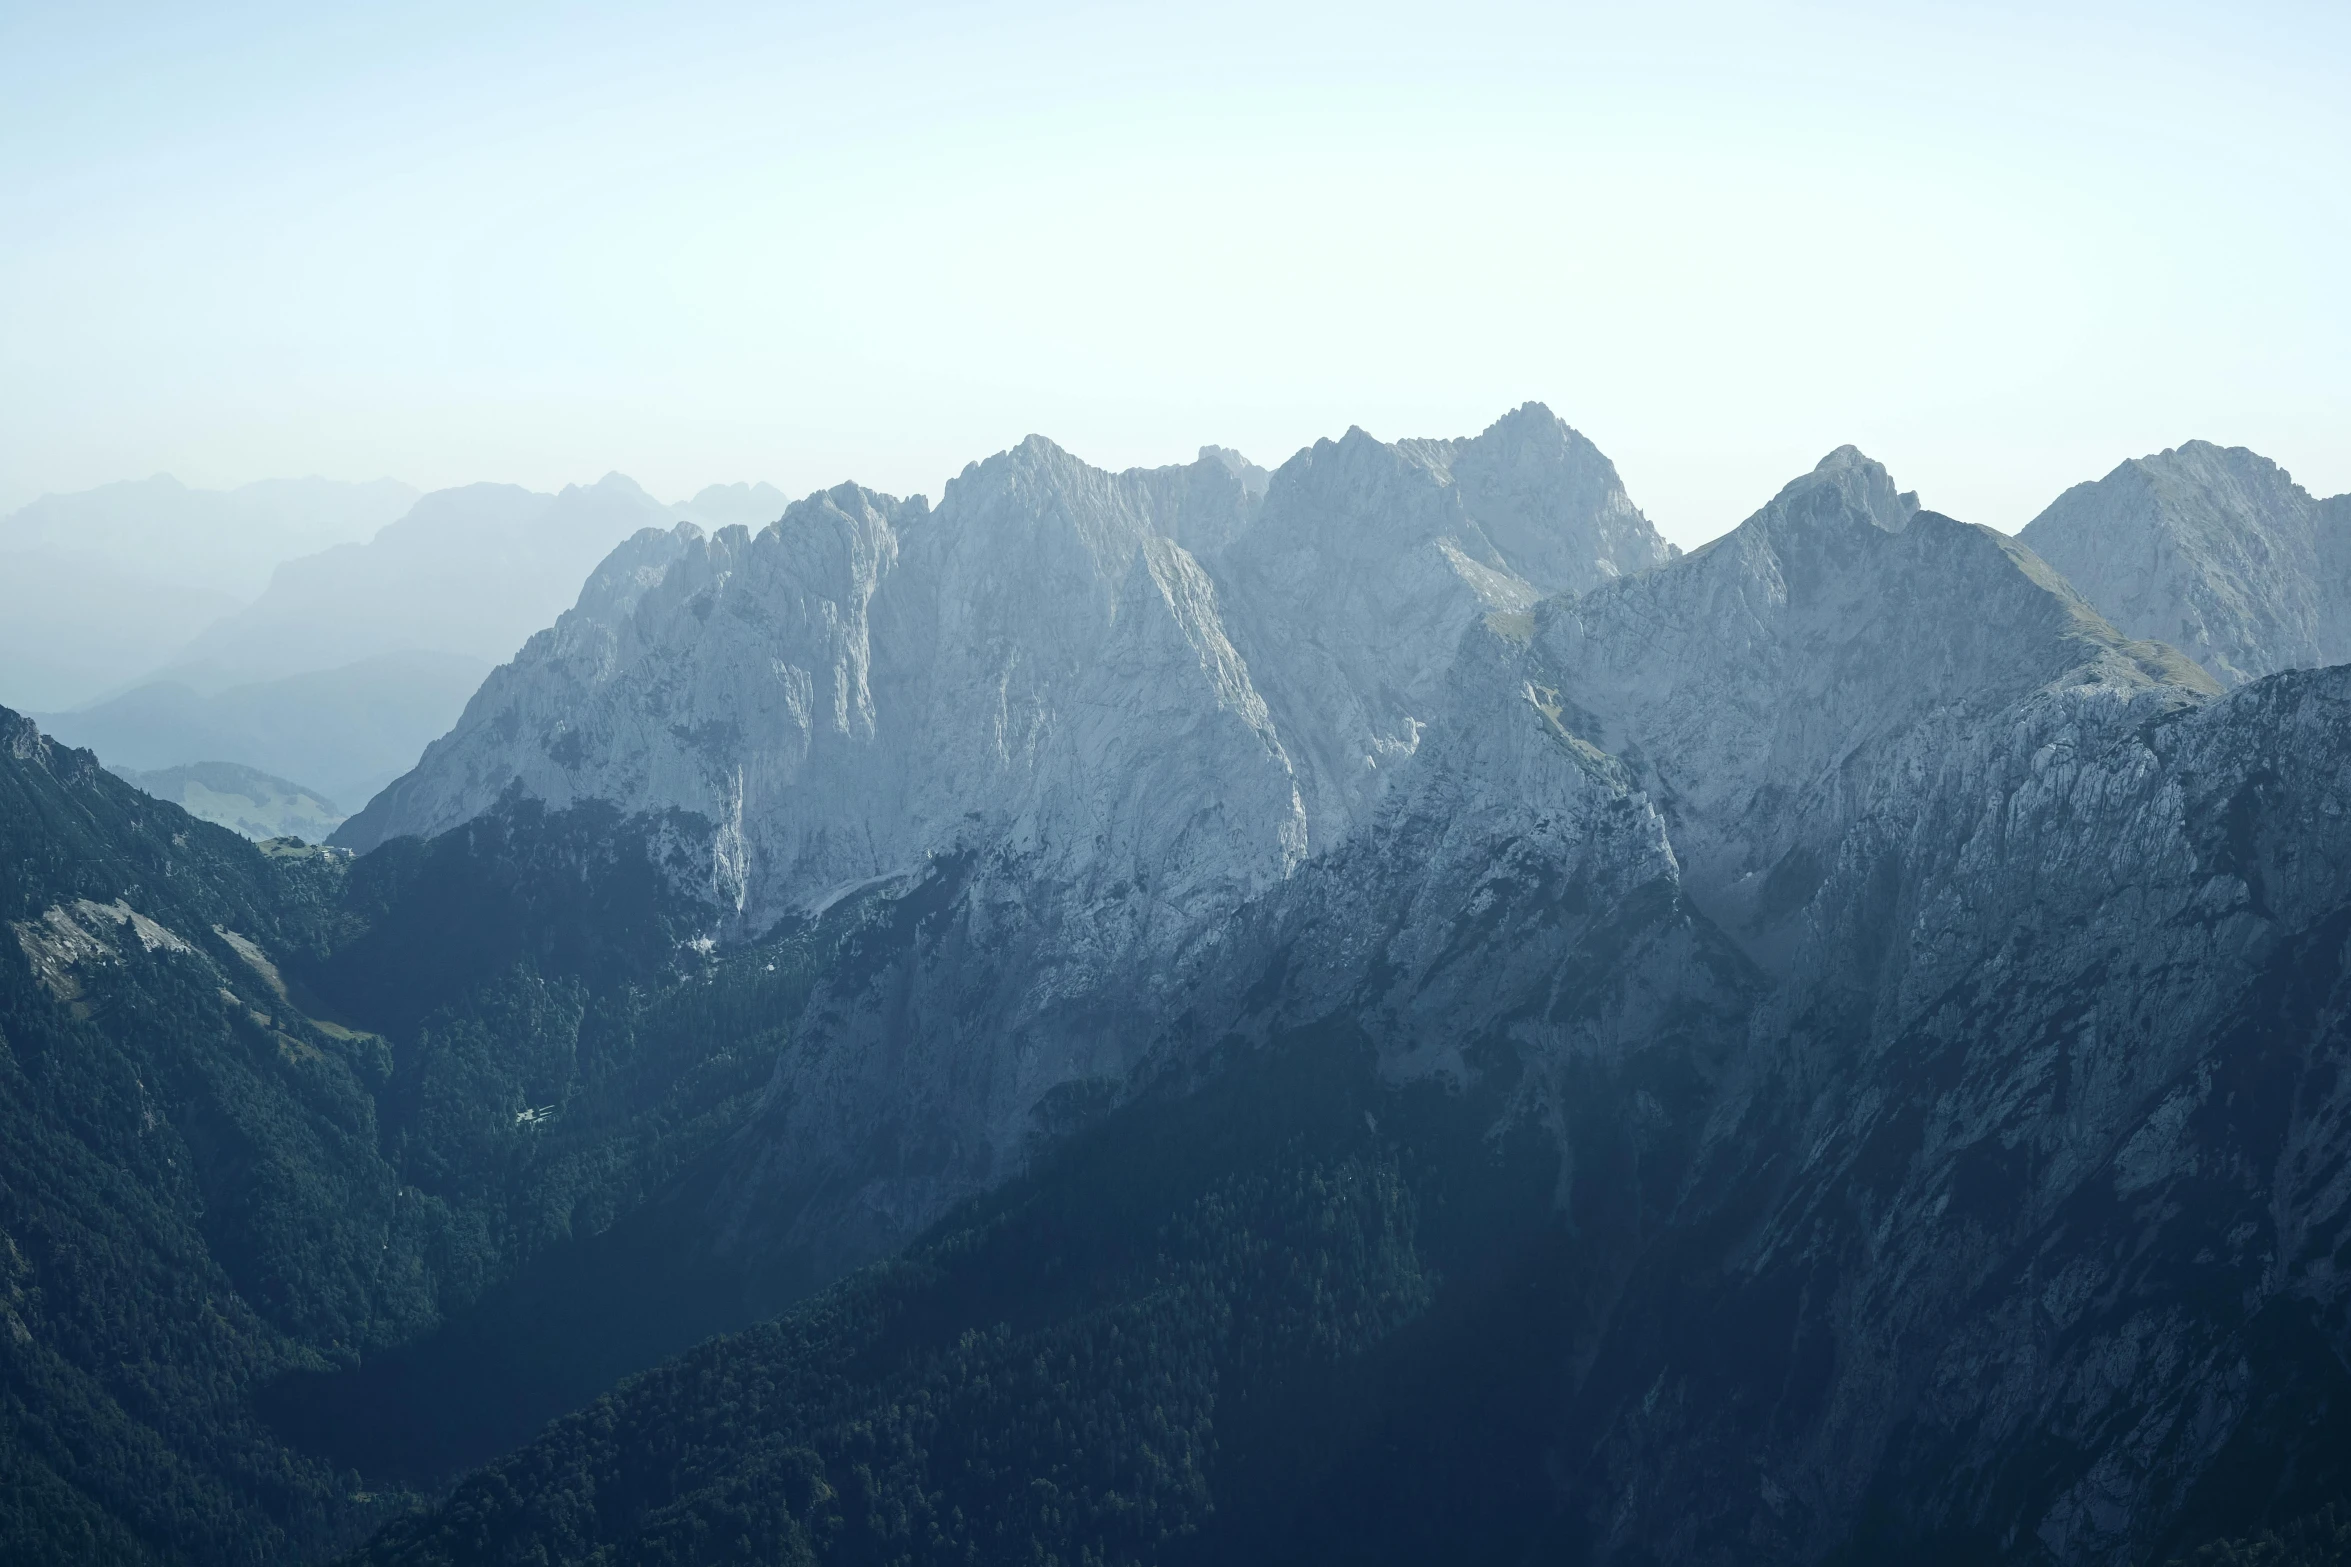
left=1563, top=663, right=2351, bottom=1567
left=340, top=451, right=1308, bottom=935
left=339, top=404, right=1670, bottom=912
left=1194, top=448, right=2351, bottom=1564
left=1215, top=408, right=1674, bottom=844
left=2018, top=440, right=2351, bottom=687
left=1533, top=445, right=2213, bottom=966
left=336, top=402, right=1679, bottom=1283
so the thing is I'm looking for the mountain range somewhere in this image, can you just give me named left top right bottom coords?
left=6, top=407, right=2351, bottom=1566
left=160, top=475, right=681, bottom=693
left=13, top=474, right=795, bottom=836
left=42, top=651, right=494, bottom=813
left=0, top=476, right=418, bottom=712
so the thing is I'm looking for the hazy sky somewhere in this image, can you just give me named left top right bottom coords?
left=4, top=0, right=2345, bottom=549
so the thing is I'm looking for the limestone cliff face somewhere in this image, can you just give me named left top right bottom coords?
left=2019, top=440, right=2351, bottom=687
left=1214, top=406, right=1673, bottom=844
left=335, top=404, right=1678, bottom=1286
left=339, top=403, right=1668, bottom=913
left=1534, top=445, right=2213, bottom=964
left=339, top=449, right=1307, bottom=938
left=1564, top=662, right=2351, bottom=1566
left=1410, top=446, right=2349, bottom=1565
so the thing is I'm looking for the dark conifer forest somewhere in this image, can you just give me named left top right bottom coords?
left=0, top=711, right=824, bottom=1562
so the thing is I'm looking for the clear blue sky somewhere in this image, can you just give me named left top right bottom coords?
left=3, top=0, right=2345, bottom=547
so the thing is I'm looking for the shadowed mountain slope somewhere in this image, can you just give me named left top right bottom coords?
left=0, top=709, right=855, bottom=1565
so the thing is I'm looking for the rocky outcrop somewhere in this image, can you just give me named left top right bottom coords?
left=1563, top=660, right=2351, bottom=1565
left=1214, top=408, right=1673, bottom=843
left=337, top=452, right=1306, bottom=933
left=2018, top=441, right=2351, bottom=686
left=338, top=403, right=1671, bottom=918
left=1536, top=445, right=2211, bottom=964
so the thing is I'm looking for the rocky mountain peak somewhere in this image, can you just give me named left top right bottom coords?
left=32, top=404, right=2351, bottom=1567
left=1244, top=407, right=1667, bottom=597
left=1197, top=444, right=1271, bottom=499
left=937, top=434, right=1169, bottom=599
left=1769, top=443, right=1922, bottom=536
left=1437, top=401, right=1677, bottom=589
left=340, top=411, right=1686, bottom=906
left=2018, top=438, right=2349, bottom=686
left=1534, top=451, right=2209, bottom=964
left=569, top=523, right=705, bottom=625
left=3, top=703, right=49, bottom=763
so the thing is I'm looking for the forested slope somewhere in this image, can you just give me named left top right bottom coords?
left=353, top=1027, right=1617, bottom=1567
left=0, top=708, right=830, bottom=1563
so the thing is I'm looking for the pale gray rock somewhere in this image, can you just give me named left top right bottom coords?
left=698, top=414, right=1678, bottom=1284
left=1114, top=440, right=2351, bottom=1566
left=273, top=417, right=2351, bottom=1563
left=11, top=896, right=199, bottom=1002
left=1173, top=594, right=1756, bottom=1102
left=1390, top=449, right=2351, bottom=1565
left=1532, top=445, right=2209, bottom=965
left=344, top=403, right=1667, bottom=897
left=1574, top=663, right=2351, bottom=1567
left=1211, top=403, right=1675, bottom=845
left=2018, top=440, right=2351, bottom=686
left=2321, top=490, right=2351, bottom=655
left=342, top=445, right=1303, bottom=938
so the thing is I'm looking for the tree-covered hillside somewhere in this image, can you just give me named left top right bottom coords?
left=0, top=708, right=827, bottom=1564
left=351, top=1026, right=1613, bottom=1567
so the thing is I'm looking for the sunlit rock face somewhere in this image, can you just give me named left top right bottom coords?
left=2019, top=439, right=2351, bottom=688
left=337, top=403, right=1673, bottom=928
left=339, top=451, right=1304, bottom=932
left=334, top=404, right=1678, bottom=1277
left=1527, top=445, right=2214, bottom=966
